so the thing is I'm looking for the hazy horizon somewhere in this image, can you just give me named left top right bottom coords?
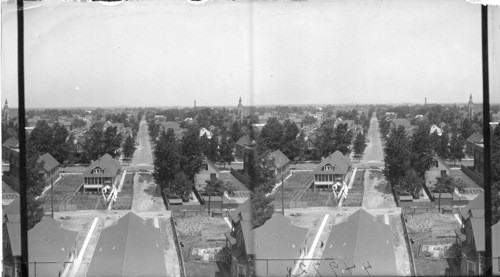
left=2, top=0, right=500, bottom=108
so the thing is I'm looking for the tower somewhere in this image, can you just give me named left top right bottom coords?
left=237, top=97, right=243, bottom=122
left=3, top=99, right=10, bottom=122
left=468, top=94, right=473, bottom=119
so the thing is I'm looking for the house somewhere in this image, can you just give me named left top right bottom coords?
left=37, top=153, right=60, bottom=185
left=199, top=127, right=213, bottom=139
left=390, top=118, right=415, bottom=136
left=235, top=135, right=252, bottom=160
left=86, top=212, right=168, bottom=277
left=455, top=193, right=485, bottom=276
left=160, top=121, right=186, bottom=140
left=466, top=132, right=483, bottom=156
left=317, top=209, right=398, bottom=276
left=312, top=150, right=352, bottom=190
left=493, top=221, right=500, bottom=275
left=425, top=155, right=450, bottom=190
left=82, top=153, right=121, bottom=192
left=195, top=159, right=220, bottom=191
left=267, top=150, right=291, bottom=180
left=3, top=214, right=78, bottom=277
left=226, top=212, right=308, bottom=277
left=2, top=137, right=19, bottom=162
left=385, top=112, right=397, bottom=119
left=75, top=137, right=86, bottom=153
left=430, top=124, right=443, bottom=136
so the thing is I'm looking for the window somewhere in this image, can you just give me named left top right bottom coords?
left=322, top=164, right=333, bottom=171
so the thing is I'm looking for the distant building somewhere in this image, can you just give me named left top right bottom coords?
left=317, top=209, right=398, bottom=276
left=226, top=211, right=308, bottom=277
left=425, top=155, right=450, bottom=190
left=82, top=153, right=121, bottom=192
left=312, top=150, right=352, bottom=190
left=455, top=193, right=485, bottom=276
left=37, top=153, right=60, bottom=185
left=86, top=212, right=168, bottom=277
left=2, top=99, right=10, bottom=122
left=235, top=135, right=251, bottom=160
left=3, top=214, right=78, bottom=277
left=237, top=97, right=244, bottom=122
left=390, top=118, right=415, bottom=136
left=199, top=127, right=213, bottom=139
left=160, top=121, right=186, bottom=140
left=473, top=143, right=484, bottom=175
left=267, top=150, right=291, bottom=180
left=430, top=124, right=443, bottom=136
left=465, top=133, right=483, bottom=156
left=195, top=159, right=220, bottom=191
left=2, top=137, right=19, bottom=162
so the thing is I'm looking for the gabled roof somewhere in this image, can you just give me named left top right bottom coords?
left=28, top=217, right=78, bottom=277
left=230, top=198, right=251, bottom=223
left=493, top=221, right=500, bottom=273
left=38, top=153, right=60, bottom=172
left=313, top=150, right=352, bottom=175
left=470, top=218, right=485, bottom=252
left=162, top=121, right=181, bottom=132
left=250, top=214, right=309, bottom=276
left=198, top=159, right=220, bottom=174
left=268, top=150, right=290, bottom=170
left=2, top=137, right=19, bottom=148
left=86, top=212, right=168, bottom=277
left=236, top=135, right=251, bottom=147
left=3, top=197, right=20, bottom=217
left=318, top=209, right=398, bottom=276
left=82, top=153, right=121, bottom=178
left=6, top=222, right=21, bottom=256
left=461, top=193, right=484, bottom=221
left=466, top=132, right=483, bottom=144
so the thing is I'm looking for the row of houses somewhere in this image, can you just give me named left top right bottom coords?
left=2, top=198, right=167, bottom=277
left=225, top=202, right=398, bottom=277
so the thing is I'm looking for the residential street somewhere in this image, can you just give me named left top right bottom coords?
left=130, top=117, right=154, bottom=171
left=361, top=114, right=384, bottom=167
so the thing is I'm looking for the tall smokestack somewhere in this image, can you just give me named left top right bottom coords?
left=425, top=97, right=427, bottom=105
left=194, top=100, right=196, bottom=108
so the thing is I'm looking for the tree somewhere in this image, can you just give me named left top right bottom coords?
left=491, top=126, right=500, bottom=225
left=435, top=175, right=466, bottom=210
left=51, top=123, right=71, bottom=164
left=460, top=118, right=474, bottom=142
left=353, top=132, right=367, bottom=157
left=122, top=135, right=136, bottom=158
left=219, top=135, right=234, bottom=169
left=333, top=123, right=353, bottom=155
left=230, top=121, right=244, bottom=144
left=103, top=126, right=123, bottom=158
left=383, top=126, right=411, bottom=186
left=204, top=178, right=225, bottom=213
left=247, top=150, right=276, bottom=193
left=153, top=129, right=181, bottom=191
left=84, top=122, right=105, bottom=162
left=26, top=140, right=45, bottom=229
left=410, top=123, right=434, bottom=177
left=28, top=120, right=53, bottom=154
left=251, top=189, right=275, bottom=228
left=394, top=169, right=424, bottom=199
left=449, top=131, right=464, bottom=165
left=167, top=172, right=193, bottom=202
left=257, top=117, right=283, bottom=153
left=301, top=114, right=317, bottom=126
left=281, top=119, right=300, bottom=160
left=148, top=121, right=160, bottom=139
left=180, top=126, right=204, bottom=181
left=316, top=119, right=336, bottom=157
left=436, top=131, right=451, bottom=160
left=207, top=130, right=220, bottom=163
left=198, top=133, right=210, bottom=157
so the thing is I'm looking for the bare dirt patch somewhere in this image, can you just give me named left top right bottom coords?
left=362, top=169, right=396, bottom=209
left=132, top=172, right=166, bottom=212
left=405, top=212, right=461, bottom=276
left=174, top=215, right=230, bottom=277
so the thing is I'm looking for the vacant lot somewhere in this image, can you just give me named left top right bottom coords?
left=132, top=172, right=165, bottom=212
left=362, top=169, right=395, bottom=209
left=405, top=212, right=461, bottom=276
left=175, top=215, right=230, bottom=277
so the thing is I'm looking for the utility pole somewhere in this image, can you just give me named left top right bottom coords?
left=51, top=179, right=54, bottom=219
left=281, top=173, right=284, bottom=215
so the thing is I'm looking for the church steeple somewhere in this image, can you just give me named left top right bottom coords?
left=3, top=99, right=10, bottom=122
left=237, top=97, right=243, bottom=122
left=468, top=94, right=473, bottom=119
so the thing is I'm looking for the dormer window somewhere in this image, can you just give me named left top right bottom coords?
left=322, top=164, right=334, bottom=171
left=93, top=168, right=103, bottom=174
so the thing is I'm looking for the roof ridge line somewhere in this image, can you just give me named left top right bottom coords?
left=122, top=213, right=133, bottom=276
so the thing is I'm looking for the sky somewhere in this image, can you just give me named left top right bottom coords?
left=1, top=0, right=499, bottom=108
